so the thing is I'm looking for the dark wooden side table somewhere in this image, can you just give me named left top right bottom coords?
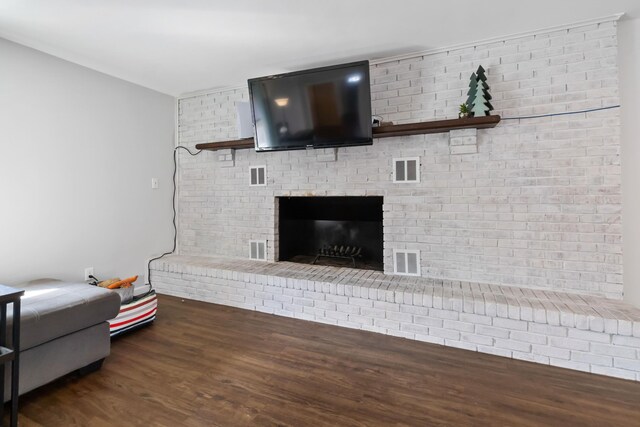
left=0, top=285, right=24, bottom=427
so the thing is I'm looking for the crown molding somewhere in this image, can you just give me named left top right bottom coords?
left=371, top=13, right=624, bottom=65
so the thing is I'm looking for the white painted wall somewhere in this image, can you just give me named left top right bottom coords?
left=619, top=18, right=640, bottom=307
left=0, top=38, right=175, bottom=285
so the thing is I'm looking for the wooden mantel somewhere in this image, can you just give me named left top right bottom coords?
left=194, top=115, right=501, bottom=151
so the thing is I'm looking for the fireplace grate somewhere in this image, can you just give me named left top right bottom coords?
left=313, top=245, right=362, bottom=268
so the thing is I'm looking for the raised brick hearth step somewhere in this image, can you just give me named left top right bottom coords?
left=151, top=255, right=640, bottom=381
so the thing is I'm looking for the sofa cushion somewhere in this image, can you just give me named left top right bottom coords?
left=12, top=279, right=121, bottom=351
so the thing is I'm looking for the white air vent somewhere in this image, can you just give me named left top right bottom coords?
left=393, top=249, right=421, bottom=276
left=250, top=240, right=267, bottom=261
left=250, top=166, right=266, bottom=186
left=393, top=157, right=420, bottom=183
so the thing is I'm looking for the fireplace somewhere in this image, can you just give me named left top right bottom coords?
left=277, top=196, right=383, bottom=270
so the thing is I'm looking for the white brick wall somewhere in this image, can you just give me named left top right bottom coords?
left=150, top=255, right=640, bottom=381
left=177, top=19, right=622, bottom=299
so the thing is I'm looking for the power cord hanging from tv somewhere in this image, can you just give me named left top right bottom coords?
left=146, top=146, right=202, bottom=290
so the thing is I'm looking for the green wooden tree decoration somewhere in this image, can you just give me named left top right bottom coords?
left=469, top=65, right=493, bottom=117
left=465, top=72, right=477, bottom=115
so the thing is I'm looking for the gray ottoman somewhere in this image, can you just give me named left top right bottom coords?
left=5, top=279, right=120, bottom=399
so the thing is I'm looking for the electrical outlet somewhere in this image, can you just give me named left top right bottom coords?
left=151, top=178, right=159, bottom=189
left=84, top=267, right=94, bottom=281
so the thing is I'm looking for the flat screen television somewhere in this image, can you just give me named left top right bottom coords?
left=248, top=61, right=372, bottom=152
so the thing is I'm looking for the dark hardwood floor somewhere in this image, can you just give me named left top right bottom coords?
left=18, top=295, right=640, bottom=426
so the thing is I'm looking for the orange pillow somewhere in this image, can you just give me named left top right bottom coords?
left=106, top=275, right=138, bottom=289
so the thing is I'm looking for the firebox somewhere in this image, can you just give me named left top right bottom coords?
left=277, top=196, right=383, bottom=270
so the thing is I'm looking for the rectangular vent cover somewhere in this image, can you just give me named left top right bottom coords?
left=250, top=166, right=266, bottom=186
left=250, top=240, right=267, bottom=261
left=393, top=157, right=420, bottom=183
left=393, top=249, right=420, bottom=276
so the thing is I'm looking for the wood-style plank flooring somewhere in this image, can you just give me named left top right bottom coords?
left=18, top=295, right=640, bottom=426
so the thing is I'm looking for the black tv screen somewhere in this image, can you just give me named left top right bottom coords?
left=248, top=61, right=372, bottom=152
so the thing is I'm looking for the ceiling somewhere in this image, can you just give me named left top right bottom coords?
left=1, top=0, right=639, bottom=96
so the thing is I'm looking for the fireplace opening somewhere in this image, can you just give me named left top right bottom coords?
left=277, top=196, right=383, bottom=270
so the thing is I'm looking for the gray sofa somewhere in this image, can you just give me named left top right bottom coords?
left=4, top=279, right=120, bottom=399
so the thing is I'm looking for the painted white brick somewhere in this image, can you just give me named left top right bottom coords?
left=450, top=144, right=477, bottom=155
left=590, top=343, right=637, bottom=359
left=336, top=303, right=360, bottom=314
left=325, top=310, right=349, bottom=321
left=374, top=318, right=401, bottom=330
left=612, top=336, right=640, bottom=347
left=374, top=301, right=400, bottom=311
left=348, top=313, right=374, bottom=326
left=476, top=325, right=510, bottom=339
left=177, top=17, right=623, bottom=300
left=442, top=320, right=475, bottom=333
left=618, top=319, right=633, bottom=335
left=589, top=316, right=605, bottom=332
left=461, top=333, right=494, bottom=346
left=327, top=294, right=349, bottom=304
left=495, top=338, right=532, bottom=353
left=533, top=345, right=571, bottom=360
left=401, top=305, right=431, bottom=316
left=460, top=313, right=492, bottom=325
left=430, top=327, right=461, bottom=340
left=349, top=297, right=374, bottom=308
left=401, top=323, right=431, bottom=336
left=429, top=308, right=460, bottom=320
left=360, top=306, right=386, bottom=318
left=549, top=336, right=590, bottom=352
left=415, top=315, right=444, bottom=327
left=570, top=351, right=612, bottom=367
left=387, top=311, right=414, bottom=323
left=493, top=318, right=528, bottom=331
left=530, top=323, right=569, bottom=338
left=614, top=358, right=640, bottom=372
left=511, top=331, right=548, bottom=345
left=292, top=297, right=314, bottom=307
left=263, top=299, right=283, bottom=310
left=590, top=365, right=637, bottom=381
left=604, top=319, right=618, bottom=335
left=567, top=329, right=611, bottom=344
left=549, top=358, right=590, bottom=373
